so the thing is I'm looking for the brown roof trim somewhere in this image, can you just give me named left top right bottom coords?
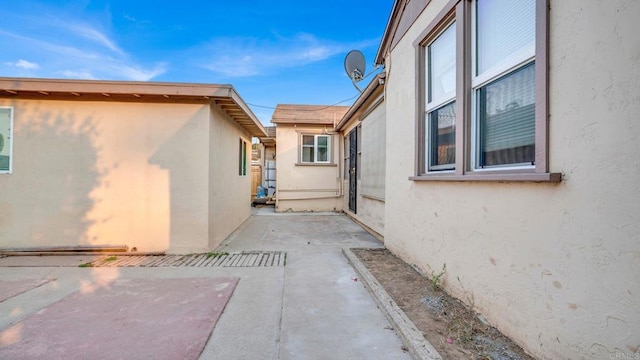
left=270, top=104, right=350, bottom=126
left=0, top=77, right=267, bottom=137
left=259, top=126, right=277, bottom=146
left=375, top=0, right=430, bottom=65
left=376, top=0, right=404, bottom=65
left=335, top=72, right=386, bottom=131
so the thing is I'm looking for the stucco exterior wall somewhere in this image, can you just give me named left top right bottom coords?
left=383, top=1, right=640, bottom=359
left=275, top=125, right=342, bottom=212
left=0, top=99, right=212, bottom=253
left=207, top=104, right=252, bottom=250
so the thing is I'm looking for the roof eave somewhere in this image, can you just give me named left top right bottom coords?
left=0, top=77, right=268, bottom=138
left=336, top=72, right=386, bottom=131
left=375, top=0, right=404, bottom=65
left=271, top=120, right=335, bottom=126
left=223, top=86, right=268, bottom=138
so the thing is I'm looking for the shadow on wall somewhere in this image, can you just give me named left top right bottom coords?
left=149, top=115, right=208, bottom=252
left=0, top=105, right=107, bottom=248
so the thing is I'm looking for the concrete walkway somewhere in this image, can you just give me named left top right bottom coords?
left=0, top=210, right=411, bottom=359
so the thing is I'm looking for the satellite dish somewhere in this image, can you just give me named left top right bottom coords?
left=344, top=50, right=366, bottom=82
left=344, top=50, right=366, bottom=92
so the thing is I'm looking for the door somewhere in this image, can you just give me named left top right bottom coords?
left=348, top=128, right=357, bottom=213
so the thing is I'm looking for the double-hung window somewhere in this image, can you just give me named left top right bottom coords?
left=301, top=134, right=330, bottom=164
left=426, top=21, right=456, bottom=171
left=473, top=0, right=536, bottom=169
left=0, top=107, right=13, bottom=174
left=414, top=0, right=558, bottom=181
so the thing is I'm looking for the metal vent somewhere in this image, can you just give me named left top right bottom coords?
left=89, top=251, right=286, bottom=268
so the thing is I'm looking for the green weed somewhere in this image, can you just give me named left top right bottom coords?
left=205, top=251, right=229, bottom=258
left=430, top=263, right=447, bottom=291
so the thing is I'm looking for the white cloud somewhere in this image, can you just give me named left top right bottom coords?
left=0, top=25, right=165, bottom=81
left=110, top=63, right=167, bottom=82
left=5, top=59, right=39, bottom=70
left=56, top=70, right=96, bottom=79
left=67, top=23, right=124, bottom=55
left=200, top=33, right=379, bottom=78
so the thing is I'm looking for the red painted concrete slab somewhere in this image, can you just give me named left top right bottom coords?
left=0, top=277, right=239, bottom=360
left=0, top=278, right=53, bottom=303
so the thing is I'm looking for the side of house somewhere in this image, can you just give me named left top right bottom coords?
left=336, top=74, right=387, bottom=237
left=0, top=78, right=265, bottom=254
left=207, top=96, right=261, bottom=250
left=377, top=0, right=640, bottom=359
left=272, top=104, right=348, bottom=212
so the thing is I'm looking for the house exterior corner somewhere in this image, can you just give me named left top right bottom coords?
left=379, top=0, right=640, bottom=359
left=0, top=78, right=264, bottom=254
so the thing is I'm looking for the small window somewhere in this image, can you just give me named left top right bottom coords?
left=301, top=134, right=331, bottom=164
left=239, top=138, right=247, bottom=176
left=426, top=22, right=456, bottom=171
left=0, top=107, right=13, bottom=174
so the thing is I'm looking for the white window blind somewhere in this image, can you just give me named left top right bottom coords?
left=476, top=0, right=535, bottom=76
left=479, top=62, right=535, bottom=166
left=428, top=23, right=456, bottom=104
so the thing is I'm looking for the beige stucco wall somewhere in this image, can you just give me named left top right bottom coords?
left=275, top=125, right=342, bottom=212
left=207, top=104, right=252, bottom=250
left=0, top=99, right=251, bottom=254
left=382, top=1, right=640, bottom=359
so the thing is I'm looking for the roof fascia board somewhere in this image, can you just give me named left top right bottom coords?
left=375, top=0, right=431, bottom=65
left=336, top=72, right=386, bottom=131
left=0, top=77, right=268, bottom=138
left=225, top=86, right=268, bottom=137
left=0, top=77, right=233, bottom=98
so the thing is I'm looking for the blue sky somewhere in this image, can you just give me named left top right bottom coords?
left=1, top=1, right=393, bottom=124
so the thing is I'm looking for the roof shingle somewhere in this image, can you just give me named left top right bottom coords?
left=270, top=104, right=350, bottom=126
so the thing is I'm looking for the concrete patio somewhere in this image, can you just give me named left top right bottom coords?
left=0, top=209, right=412, bottom=359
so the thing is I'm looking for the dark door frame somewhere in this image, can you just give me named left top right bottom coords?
left=348, top=128, right=357, bottom=214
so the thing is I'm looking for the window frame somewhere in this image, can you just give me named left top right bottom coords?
left=239, top=138, right=247, bottom=176
left=425, top=20, right=457, bottom=172
left=411, top=0, right=559, bottom=182
left=0, top=106, right=14, bottom=175
left=343, top=134, right=350, bottom=179
left=471, top=0, right=537, bottom=171
left=300, top=134, right=332, bottom=165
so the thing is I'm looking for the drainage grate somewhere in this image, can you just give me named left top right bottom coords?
left=89, top=251, right=286, bottom=268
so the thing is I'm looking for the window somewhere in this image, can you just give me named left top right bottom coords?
left=473, top=0, right=536, bottom=169
left=476, top=63, right=535, bottom=167
left=426, top=22, right=456, bottom=171
left=301, top=134, right=330, bottom=164
left=413, top=0, right=558, bottom=181
left=239, top=138, right=247, bottom=176
left=0, top=107, right=13, bottom=174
